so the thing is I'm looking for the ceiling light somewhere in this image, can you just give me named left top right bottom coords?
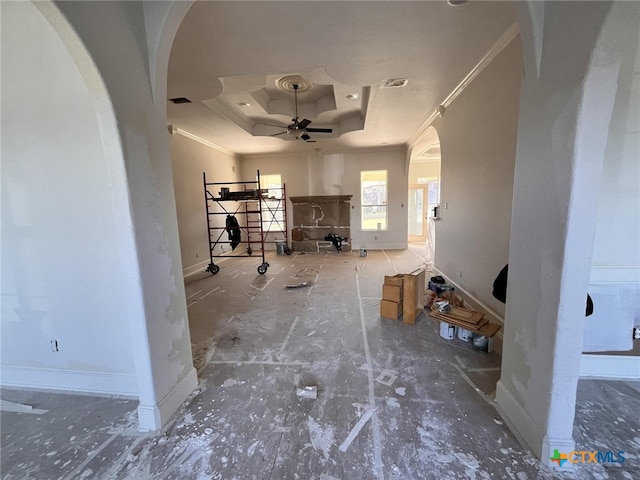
left=238, top=102, right=251, bottom=107
left=381, top=78, right=408, bottom=89
left=346, top=93, right=359, bottom=100
left=447, top=0, right=469, bottom=5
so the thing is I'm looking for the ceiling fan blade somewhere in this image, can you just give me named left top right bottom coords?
left=306, top=127, right=333, bottom=133
left=300, top=133, right=311, bottom=141
left=270, top=131, right=288, bottom=137
left=297, top=118, right=311, bottom=129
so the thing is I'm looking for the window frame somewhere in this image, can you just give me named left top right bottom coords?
left=259, top=174, right=285, bottom=233
left=360, top=170, right=388, bottom=231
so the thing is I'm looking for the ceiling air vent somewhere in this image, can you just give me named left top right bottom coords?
left=169, top=97, right=192, bottom=104
left=381, top=78, right=408, bottom=89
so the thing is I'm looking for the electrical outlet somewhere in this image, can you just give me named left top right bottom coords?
left=633, top=327, right=640, bottom=340
left=51, top=339, right=59, bottom=352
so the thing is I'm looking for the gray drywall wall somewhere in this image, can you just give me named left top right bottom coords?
left=241, top=148, right=408, bottom=250
left=170, top=134, right=239, bottom=275
left=433, top=36, right=522, bottom=317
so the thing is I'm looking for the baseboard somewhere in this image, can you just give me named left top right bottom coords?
left=183, top=251, right=247, bottom=279
left=183, top=258, right=212, bottom=278
left=579, top=354, right=640, bottom=380
left=541, top=436, right=576, bottom=470
left=137, top=366, right=198, bottom=431
left=494, top=380, right=543, bottom=459
left=354, top=243, right=408, bottom=250
left=0, top=365, right=138, bottom=396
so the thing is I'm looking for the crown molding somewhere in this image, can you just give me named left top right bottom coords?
left=168, top=125, right=236, bottom=157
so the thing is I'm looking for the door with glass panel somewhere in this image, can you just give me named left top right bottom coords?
left=408, top=185, right=427, bottom=242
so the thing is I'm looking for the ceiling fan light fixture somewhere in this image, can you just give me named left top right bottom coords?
left=346, top=93, right=359, bottom=100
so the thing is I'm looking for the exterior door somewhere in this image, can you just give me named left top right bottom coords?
left=408, top=185, right=427, bottom=242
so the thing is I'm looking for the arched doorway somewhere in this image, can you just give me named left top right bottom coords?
left=408, top=127, right=441, bottom=268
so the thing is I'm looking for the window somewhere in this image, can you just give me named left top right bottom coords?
left=361, top=170, right=387, bottom=230
left=259, top=174, right=285, bottom=232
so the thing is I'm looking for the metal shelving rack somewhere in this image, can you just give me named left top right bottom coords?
left=203, top=170, right=289, bottom=275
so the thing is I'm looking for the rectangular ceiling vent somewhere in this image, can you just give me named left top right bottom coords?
left=169, top=97, right=192, bottom=104
left=381, top=78, right=408, bottom=89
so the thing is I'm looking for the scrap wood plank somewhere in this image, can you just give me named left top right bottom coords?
left=430, top=312, right=489, bottom=331
left=475, top=321, right=502, bottom=338
left=430, top=306, right=486, bottom=325
left=436, top=306, right=484, bottom=325
left=430, top=313, right=502, bottom=339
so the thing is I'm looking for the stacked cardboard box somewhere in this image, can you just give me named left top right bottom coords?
left=380, top=275, right=404, bottom=320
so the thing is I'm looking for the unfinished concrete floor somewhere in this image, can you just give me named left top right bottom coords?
left=2, top=248, right=639, bottom=479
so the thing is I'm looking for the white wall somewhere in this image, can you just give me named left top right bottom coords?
left=1, top=2, right=136, bottom=394
left=495, top=1, right=633, bottom=464
left=431, top=36, right=522, bottom=318
left=240, top=148, right=408, bottom=250
left=170, top=133, right=239, bottom=276
left=1, top=0, right=199, bottom=430
left=53, top=0, right=199, bottom=430
left=583, top=1, right=640, bottom=352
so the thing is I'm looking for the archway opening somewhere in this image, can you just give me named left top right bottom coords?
left=408, top=126, right=442, bottom=267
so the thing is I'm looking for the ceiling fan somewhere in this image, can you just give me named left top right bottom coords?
left=260, top=84, right=333, bottom=142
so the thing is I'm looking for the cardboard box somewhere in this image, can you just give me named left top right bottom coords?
left=384, top=274, right=404, bottom=287
left=382, top=284, right=403, bottom=303
left=380, top=299, right=402, bottom=320
left=402, top=268, right=426, bottom=325
left=291, top=227, right=304, bottom=241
